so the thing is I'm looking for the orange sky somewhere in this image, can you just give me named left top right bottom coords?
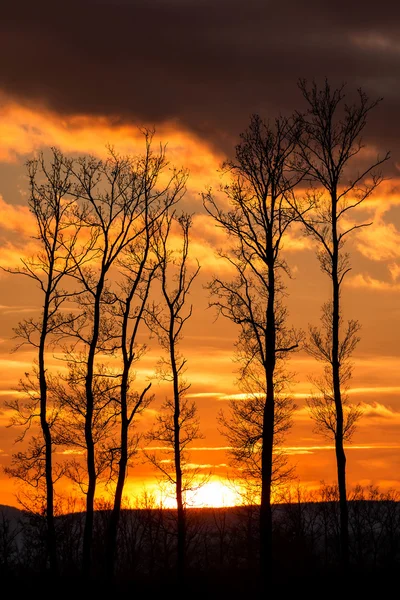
left=0, top=100, right=399, bottom=509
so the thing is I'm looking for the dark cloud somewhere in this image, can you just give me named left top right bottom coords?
left=1, top=0, right=399, bottom=160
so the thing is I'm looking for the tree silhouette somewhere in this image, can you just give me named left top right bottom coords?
left=104, top=158, right=186, bottom=580
left=145, top=210, right=202, bottom=582
left=4, top=148, right=93, bottom=575
left=53, top=131, right=186, bottom=577
left=294, top=79, right=390, bottom=568
left=203, top=114, right=303, bottom=581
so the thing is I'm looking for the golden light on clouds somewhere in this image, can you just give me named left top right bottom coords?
left=355, top=219, right=400, bottom=262
left=0, top=93, right=400, bottom=509
left=0, top=97, right=223, bottom=193
left=346, top=273, right=400, bottom=291
left=0, top=195, right=35, bottom=235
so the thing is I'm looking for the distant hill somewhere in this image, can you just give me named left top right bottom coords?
left=0, top=504, right=25, bottom=519
left=0, top=500, right=399, bottom=586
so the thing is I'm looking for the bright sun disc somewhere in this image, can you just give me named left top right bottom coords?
left=154, top=479, right=242, bottom=509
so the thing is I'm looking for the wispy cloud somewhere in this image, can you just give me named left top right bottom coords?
left=143, top=446, right=232, bottom=452
left=0, top=195, right=35, bottom=236
left=0, top=304, right=39, bottom=315
left=281, top=443, right=400, bottom=455
left=346, top=273, right=400, bottom=291
left=294, top=401, right=400, bottom=426
left=187, top=392, right=222, bottom=399
left=354, top=216, right=400, bottom=262
left=358, top=402, right=400, bottom=424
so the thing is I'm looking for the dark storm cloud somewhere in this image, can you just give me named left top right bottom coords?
left=1, top=0, right=399, bottom=158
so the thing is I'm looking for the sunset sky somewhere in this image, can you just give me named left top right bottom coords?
left=0, top=0, right=400, bottom=509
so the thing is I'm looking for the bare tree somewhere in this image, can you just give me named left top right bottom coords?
left=203, top=114, right=303, bottom=580
left=55, top=131, right=186, bottom=577
left=104, top=198, right=165, bottom=580
left=145, top=211, right=202, bottom=582
left=4, top=149, right=91, bottom=575
left=294, top=79, right=390, bottom=567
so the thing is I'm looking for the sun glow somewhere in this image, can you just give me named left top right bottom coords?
left=187, top=481, right=243, bottom=508
left=153, top=479, right=244, bottom=509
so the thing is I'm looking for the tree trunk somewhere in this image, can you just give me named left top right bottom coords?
left=260, top=383, right=274, bottom=581
left=332, top=197, right=349, bottom=569
left=260, top=250, right=276, bottom=584
left=39, top=256, right=58, bottom=576
left=335, top=425, right=348, bottom=566
left=83, top=421, right=96, bottom=578
left=171, top=320, right=186, bottom=583
left=176, top=496, right=185, bottom=582
left=39, top=319, right=58, bottom=576
left=105, top=356, right=130, bottom=579
left=105, top=415, right=128, bottom=580
left=83, top=282, right=103, bottom=578
left=105, top=255, right=150, bottom=580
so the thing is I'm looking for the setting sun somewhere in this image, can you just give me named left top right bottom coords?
left=187, top=480, right=243, bottom=508
left=151, top=479, right=244, bottom=509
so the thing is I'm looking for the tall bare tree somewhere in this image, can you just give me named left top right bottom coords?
left=145, top=211, right=202, bottom=582
left=104, top=196, right=165, bottom=580
left=60, top=132, right=186, bottom=577
left=203, top=114, right=303, bottom=580
left=294, top=79, right=390, bottom=567
left=4, top=148, right=91, bottom=575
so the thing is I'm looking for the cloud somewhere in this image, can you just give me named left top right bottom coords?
left=0, top=0, right=399, bottom=161
left=214, top=385, right=400, bottom=403
left=0, top=241, right=44, bottom=270
left=389, top=263, right=400, bottom=282
left=358, top=401, right=400, bottom=423
left=348, top=386, right=400, bottom=396
left=143, top=445, right=232, bottom=452
left=294, top=401, right=400, bottom=428
left=280, top=443, right=400, bottom=455
left=295, top=398, right=392, bottom=414
left=346, top=273, right=400, bottom=291
left=185, top=463, right=214, bottom=470
left=354, top=219, right=400, bottom=262
left=0, top=102, right=223, bottom=198
left=0, top=195, right=35, bottom=235
left=187, top=392, right=222, bottom=399
left=0, top=305, right=39, bottom=315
